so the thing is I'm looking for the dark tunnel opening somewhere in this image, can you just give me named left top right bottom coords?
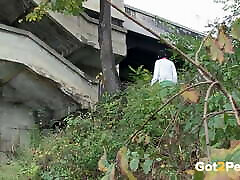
left=119, top=47, right=158, bottom=81
left=119, top=31, right=187, bottom=82
left=119, top=31, right=175, bottom=81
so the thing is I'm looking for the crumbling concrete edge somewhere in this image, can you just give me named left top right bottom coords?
left=0, top=24, right=98, bottom=109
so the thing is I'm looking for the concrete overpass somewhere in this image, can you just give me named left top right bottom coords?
left=0, top=24, right=99, bottom=152
left=124, top=5, right=204, bottom=39
left=0, top=0, right=203, bottom=152
left=0, top=0, right=202, bottom=80
left=0, top=0, right=127, bottom=80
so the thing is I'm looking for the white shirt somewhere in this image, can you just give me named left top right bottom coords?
left=151, top=58, right=178, bottom=85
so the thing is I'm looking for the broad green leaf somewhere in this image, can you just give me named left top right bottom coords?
left=231, top=18, right=240, bottom=40
left=223, top=103, right=232, bottom=109
left=130, top=159, right=139, bottom=172
left=232, top=90, right=240, bottom=102
left=143, top=159, right=153, bottom=175
left=130, top=152, right=140, bottom=171
left=131, top=152, right=139, bottom=158
left=213, top=115, right=225, bottom=129
left=144, top=154, right=150, bottom=159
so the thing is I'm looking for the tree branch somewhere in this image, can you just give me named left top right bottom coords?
left=217, top=84, right=240, bottom=125
left=203, top=82, right=218, bottom=161
left=194, top=33, right=212, bottom=81
left=206, top=110, right=236, bottom=119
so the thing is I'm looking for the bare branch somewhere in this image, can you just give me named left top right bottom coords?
left=195, top=33, right=212, bottom=81
left=206, top=110, right=237, bottom=119
left=203, top=82, right=218, bottom=161
left=228, top=94, right=240, bottom=124
left=218, top=84, right=240, bottom=125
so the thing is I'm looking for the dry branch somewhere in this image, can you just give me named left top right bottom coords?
left=203, top=82, right=218, bottom=161
left=195, top=34, right=212, bottom=81
left=206, top=110, right=237, bottom=119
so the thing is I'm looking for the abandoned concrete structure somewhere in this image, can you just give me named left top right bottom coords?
left=0, top=0, right=202, bottom=152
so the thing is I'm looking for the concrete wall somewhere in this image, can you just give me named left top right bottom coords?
left=33, top=0, right=127, bottom=58
left=0, top=63, right=80, bottom=152
left=0, top=24, right=100, bottom=152
left=48, top=12, right=127, bottom=57
left=0, top=24, right=99, bottom=107
left=0, top=102, right=34, bottom=152
left=3, top=69, right=78, bottom=119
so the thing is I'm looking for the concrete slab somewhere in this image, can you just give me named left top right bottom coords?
left=0, top=24, right=98, bottom=107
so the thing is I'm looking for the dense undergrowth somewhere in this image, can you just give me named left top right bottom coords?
left=18, top=76, right=197, bottom=179
left=15, top=81, right=197, bottom=179
left=13, top=57, right=240, bottom=179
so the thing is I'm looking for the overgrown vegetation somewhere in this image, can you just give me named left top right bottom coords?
left=12, top=34, right=240, bottom=178
left=2, top=0, right=240, bottom=179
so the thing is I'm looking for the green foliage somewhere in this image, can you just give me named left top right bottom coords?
left=25, top=3, right=48, bottom=22
left=16, top=73, right=196, bottom=178
left=231, top=18, right=240, bottom=40
left=14, top=2, right=240, bottom=178
left=129, top=152, right=140, bottom=172
left=16, top=22, right=240, bottom=178
left=128, top=65, right=152, bottom=82
left=0, top=162, right=29, bottom=180
left=50, top=0, right=87, bottom=15
left=24, top=0, right=87, bottom=22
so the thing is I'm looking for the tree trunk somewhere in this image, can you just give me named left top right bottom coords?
left=98, top=0, right=121, bottom=95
